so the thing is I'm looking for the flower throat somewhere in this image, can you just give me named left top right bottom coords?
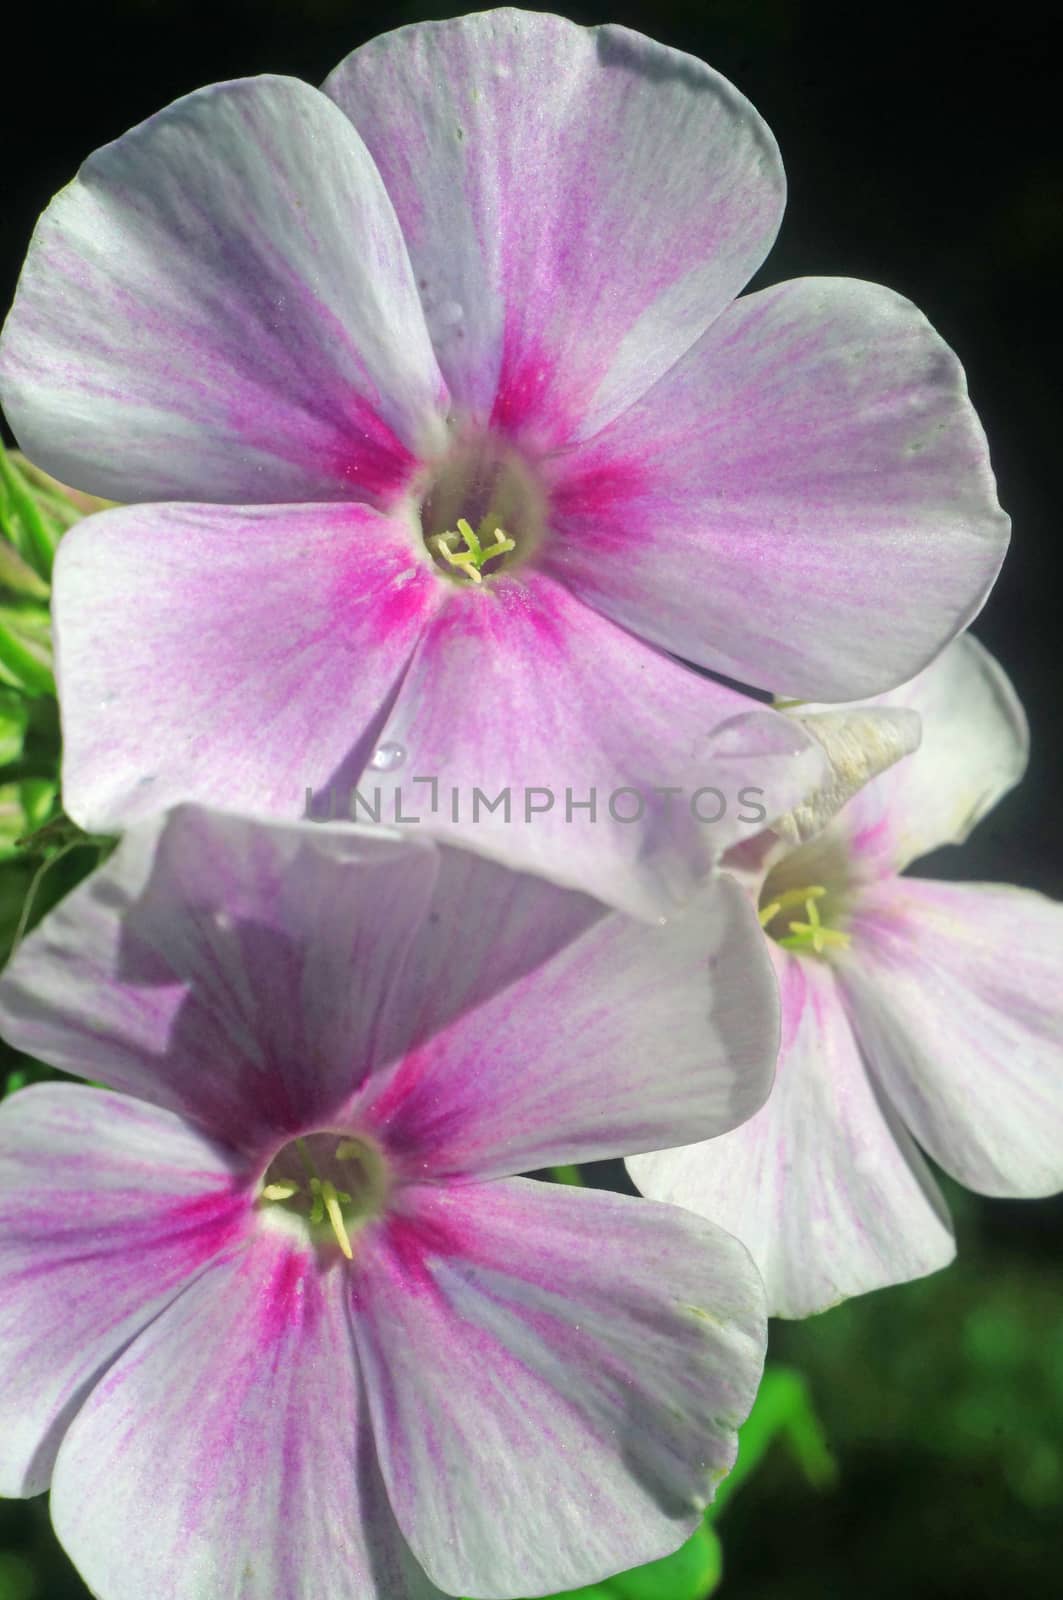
left=418, top=433, right=546, bottom=584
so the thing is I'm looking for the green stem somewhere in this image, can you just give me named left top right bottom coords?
left=10, top=838, right=85, bottom=953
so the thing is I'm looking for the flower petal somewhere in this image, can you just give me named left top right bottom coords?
left=361, top=839, right=606, bottom=1065
left=53, top=500, right=441, bottom=832
left=774, top=705, right=921, bottom=848
left=51, top=1228, right=443, bottom=1600
left=548, top=278, right=1009, bottom=699
left=325, top=11, right=783, bottom=443
left=0, top=1084, right=247, bottom=1496
left=352, top=1177, right=765, bottom=1596
left=5, top=805, right=746, bottom=1174
left=839, top=876, right=1063, bottom=1196
left=0, top=76, right=447, bottom=504
left=801, top=633, right=1029, bottom=878
left=362, top=572, right=828, bottom=915
left=356, top=872, right=778, bottom=1179
left=0, top=807, right=440, bottom=1154
left=628, top=948, right=955, bottom=1317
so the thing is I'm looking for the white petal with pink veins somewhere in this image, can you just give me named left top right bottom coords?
left=354, top=872, right=778, bottom=1179
left=629, top=947, right=955, bottom=1318
left=326, top=10, right=783, bottom=442
left=0, top=1084, right=249, bottom=1496
left=548, top=279, right=1009, bottom=700
left=53, top=500, right=441, bottom=832
left=841, top=876, right=1063, bottom=1195
left=51, top=1229, right=445, bottom=1600
left=351, top=1178, right=765, bottom=1595
left=365, top=570, right=828, bottom=914
left=0, top=77, right=447, bottom=504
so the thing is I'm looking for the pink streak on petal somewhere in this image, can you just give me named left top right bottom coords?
left=489, top=332, right=573, bottom=448
left=326, top=13, right=784, bottom=441
left=345, top=874, right=776, bottom=1182
left=0, top=1085, right=253, bottom=1497
left=256, top=1238, right=322, bottom=1340
left=328, top=529, right=438, bottom=648
left=321, top=410, right=421, bottom=506
left=545, top=447, right=652, bottom=529
left=53, top=500, right=441, bottom=832
left=547, top=277, right=1010, bottom=699
left=351, top=1177, right=765, bottom=1596
left=51, top=1226, right=439, bottom=1600
left=353, top=1205, right=471, bottom=1308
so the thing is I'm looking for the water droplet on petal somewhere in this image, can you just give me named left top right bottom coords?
left=369, top=740, right=407, bottom=772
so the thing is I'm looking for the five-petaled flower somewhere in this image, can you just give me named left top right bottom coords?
left=630, top=636, right=1063, bottom=1316
left=0, top=806, right=776, bottom=1600
left=0, top=8, right=1008, bottom=911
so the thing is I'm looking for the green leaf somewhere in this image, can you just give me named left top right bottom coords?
left=0, top=774, right=57, bottom=863
left=0, top=536, right=50, bottom=602
left=0, top=784, right=27, bottom=861
left=0, top=442, right=113, bottom=591
left=708, top=1365, right=837, bottom=1520
left=17, top=780, right=60, bottom=835
left=0, top=856, right=35, bottom=963
left=0, top=689, right=29, bottom=768
left=0, top=1547, right=37, bottom=1600
left=0, top=445, right=60, bottom=580
left=605, top=1523, right=723, bottom=1600
left=0, top=605, right=54, bottom=696
left=549, top=1164, right=585, bottom=1186
left=7, top=449, right=111, bottom=525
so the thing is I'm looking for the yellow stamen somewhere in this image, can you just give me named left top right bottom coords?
left=792, top=894, right=826, bottom=954
left=260, top=1135, right=383, bottom=1257
left=778, top=894, right=851, bottom=954
left=763, top=884, right=851, bottom=955
left=758, top=885, right=827, bottom=926
left=430, top=516, right=516, bottom=583
left=261, top=1180, right=300, bottom=1202
left=320, top=1179, right=354, bottom=1260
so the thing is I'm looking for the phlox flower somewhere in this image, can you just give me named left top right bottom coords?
left=0, top=807, right=775, bottom=1600
left=0, top=9, right=1007, bottom=909
left=630, top=635, right=1063, bottom=1316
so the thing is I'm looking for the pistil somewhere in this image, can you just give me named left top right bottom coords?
left=430, top=516, right=516, bottom=584
left=759, top=884, right=851, bottom=956
left=311, top=1178, right=354, bottom=1260
left=259, top=1135, right=386, bottom=1259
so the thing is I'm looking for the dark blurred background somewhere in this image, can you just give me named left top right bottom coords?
left=1, top=2, right=1061, bottom=1596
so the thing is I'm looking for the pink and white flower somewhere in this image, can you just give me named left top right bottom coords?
left=0, top=806, right=774, bottom=1600
left=0, top=10, right=1007, bottom=909
left=629, top=635, right=1063, bottom=1317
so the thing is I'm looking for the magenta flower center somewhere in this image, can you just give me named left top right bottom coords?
left=259, top=1132, right=390, bottom=1258
left=417, top=432, right=548, bottom=584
